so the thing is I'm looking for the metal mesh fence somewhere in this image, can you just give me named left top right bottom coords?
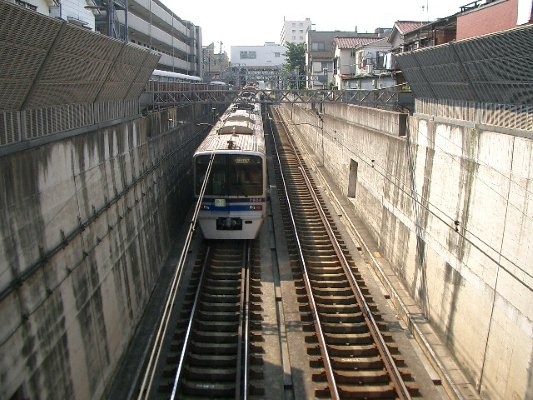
left=397, top=24, right=533, bottom=111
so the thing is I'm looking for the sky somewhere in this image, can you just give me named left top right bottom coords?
left=163, top=0, right=470, bottom=55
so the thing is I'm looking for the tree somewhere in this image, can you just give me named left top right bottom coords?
left=283, top=42, right=306, bottom=89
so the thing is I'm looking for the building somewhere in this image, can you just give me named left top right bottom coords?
left=384, top=0, right=532, bottom=86
left=388, top=21, right=429, bottom=53
left=400, top=17, right=457, bottom=51
left=456, top=0, right=533, bottom=39
left=7, top=0, right=203, bottom=77
left=9, top=0, right=96, bottom=29
left=280, top=17, right=312, bottom=45
left=119, top=0, right=202, bottom=75
left=306, top=30, right=381, bottom=89
left=202, top=42, right=229, bottom=82
left=230, top=42, right=286, bottom=87
left=334, top=36, right=393, bottom=90
left=230, top=42, right=286, bottom=68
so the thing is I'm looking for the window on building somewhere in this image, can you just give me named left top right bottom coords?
left=15, top=0, right=37, bottom=10
left=311, top=42, right=325, bottom=51
left=356, top=52, right=363, bottom=67
left=274, top=52, right=280, bottom=57
left=376, top=51, right=385, bottom=69
left=240, top=51, right=257, bottom=59
left=312, top=62, right=326, bottom=73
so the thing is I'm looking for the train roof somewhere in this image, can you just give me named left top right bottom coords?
left=224, top=110, right=256, bottom=124
left=218, top=120, right=255, bottom=135
left=194, top=133, right=265, bottom=155
left=151, top=69, right=202, bottom=81
left=231, top=102, right=257, bottom=112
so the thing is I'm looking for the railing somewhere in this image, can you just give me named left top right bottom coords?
left=415, top=98, right=533, bottom=132
left=1, top=99, right=139, bottom=150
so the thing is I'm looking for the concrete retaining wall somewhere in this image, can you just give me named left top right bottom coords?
left=280, top=102, right=533, bottom=400
left=0, top=104, right=216, bottom=399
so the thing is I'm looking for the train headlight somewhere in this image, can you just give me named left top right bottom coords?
left=249, top=205, right=262, bottom=211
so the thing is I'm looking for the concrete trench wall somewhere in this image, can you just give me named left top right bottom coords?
left=0, top=104, right=215, bottom=399
left=279, top=103, right=533, bottom=400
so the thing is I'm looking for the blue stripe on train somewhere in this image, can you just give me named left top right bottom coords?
left=202, top=197, right=265, bottom=203
left=201, top=205, right=262, bottom=212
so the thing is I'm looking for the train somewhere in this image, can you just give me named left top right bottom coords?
left=193, top=95, right=267, bottom=240
left=151, top=69, right=202, bottom=83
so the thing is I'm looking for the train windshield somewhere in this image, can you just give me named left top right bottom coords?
left=195, top=154, right=263, bottom=196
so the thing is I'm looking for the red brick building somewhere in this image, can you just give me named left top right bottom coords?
left=457, top=0, right=533, bottom=40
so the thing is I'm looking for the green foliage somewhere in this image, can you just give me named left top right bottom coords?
left=283, top=42, right=306, bottom=88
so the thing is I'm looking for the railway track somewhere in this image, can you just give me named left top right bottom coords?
left=144, top=240, right=264, bottom=399
left=134, top=106, right=425, bottom=400
left=268, top=107, right=418, bottom=399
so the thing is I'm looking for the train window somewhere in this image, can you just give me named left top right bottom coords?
left=195, top=156, right=227, bottom=196
left=195, top=155, right=263, bottom=196
left=229, top=156, right=262, bottom=196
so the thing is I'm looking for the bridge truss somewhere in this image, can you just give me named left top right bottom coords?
left=146, top=87, right=413, bottom=112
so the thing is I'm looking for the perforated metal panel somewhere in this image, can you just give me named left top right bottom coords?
left=397, top=24, right=533, bottom=107
left=0, top=3, right=62, bottom=110
left=0, top=3, right=158, bottom=148
left=97, top=45, right=160, bottom=101
left=0, top=2, right=158, bottom=111
left=125, top=50, right=161, bottom=99
left=26, top=24, right=125, bottom=108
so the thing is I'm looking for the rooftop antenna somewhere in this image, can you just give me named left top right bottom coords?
left=422, top=0, right=429, bottom=21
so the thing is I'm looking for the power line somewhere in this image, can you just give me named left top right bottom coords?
left=278, top=105, right=533, bottom=289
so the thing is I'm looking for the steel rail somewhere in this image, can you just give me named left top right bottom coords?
left=169, top=245, right=212, bottom=399
left=137, top=152, right=216, bottom=400
left=242, top=241, right=252, bottom=399
left=268, top=113, right=341, bottom=400
left=234, top=241, right=251, bottom=399
left=277, top=108, right=412, bottom=400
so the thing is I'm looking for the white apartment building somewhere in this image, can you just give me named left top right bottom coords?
left=230, top=42, right=286, bottom=67
left=229, top=42, right=286, bottom=87
left=280, top=17, right=312, bottom=45
left=7, top=0, right=203, bottom=76
left=120, top=0, right=202, bottom=75
left=9, top=0, right=95, bottom=29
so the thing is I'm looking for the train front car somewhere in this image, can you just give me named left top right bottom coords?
left=193, top=103, right=266, bottom=240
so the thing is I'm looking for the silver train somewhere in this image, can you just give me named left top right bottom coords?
left=151, top=69, right=202, bottom=83
left=193, top=96, right=266, bottom=240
